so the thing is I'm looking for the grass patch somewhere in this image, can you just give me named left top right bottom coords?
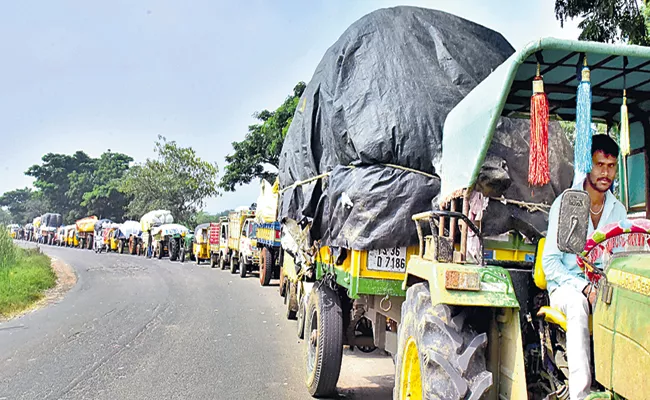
left=0, top=230, right=56, bottom=317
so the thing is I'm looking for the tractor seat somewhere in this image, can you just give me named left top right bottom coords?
left=534, top=238, right=569, bottom=330
left=533, top=238, right=591, bottom=333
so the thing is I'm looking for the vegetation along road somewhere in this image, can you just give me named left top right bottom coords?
left=0, top=244, right=393, bottom=400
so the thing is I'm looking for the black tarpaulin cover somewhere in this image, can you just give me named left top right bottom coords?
left=41, top=213, right=62, bottom=228
left=278, top=6, right=571, bottom=249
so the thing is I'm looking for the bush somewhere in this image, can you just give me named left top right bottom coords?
left=0, top=236, right=56, bottom=317
left=0, top=228, right=17, bottom=268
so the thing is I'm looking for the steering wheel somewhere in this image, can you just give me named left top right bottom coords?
left=578, top=219, right=650, bottom=282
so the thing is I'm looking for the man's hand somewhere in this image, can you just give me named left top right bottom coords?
left=582, top=283, right=597, bottom=308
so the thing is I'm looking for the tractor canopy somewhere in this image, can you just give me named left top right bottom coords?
left=440, top=37, right=650, bottom=218
left=152, top=223, right=189, bottom=239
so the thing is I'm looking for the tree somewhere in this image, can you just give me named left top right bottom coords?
left=0, top=188, right=49, bottom=224
left=194, top=209, right=233, bottom=225
left=0, top=208, right=12, bottom=226
left=220, top=82, right=306, bottom=192
left=0, top=188, right=35, bottom=223
left=25, top=151, right=95, bottom=221
left=555, top=0, right=649, bottom=44
left=121, top=136, right=220, bottom=225
left=71, top=151, right=133, bottom=221
left=24, top=150, right=132, bottom=222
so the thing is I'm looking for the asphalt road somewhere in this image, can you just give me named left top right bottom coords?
left=0, top=245, right=394, bottom=400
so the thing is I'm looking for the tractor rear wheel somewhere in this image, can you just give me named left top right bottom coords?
left=394, top=283, right=493, bottom=400
left=259, top=247, right=273, bottom=286
left=239, top=257, right=247, bottom=278
left=305, top=284, right=343, bottom=397
left=169, top=238, right=179, bottom=261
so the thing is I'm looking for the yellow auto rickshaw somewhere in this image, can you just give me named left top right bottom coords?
left=66, top=225, right=79, bottom=247
left=104, top=225, right=120, bottom=252
left=192, top=223, right=210, bottom=265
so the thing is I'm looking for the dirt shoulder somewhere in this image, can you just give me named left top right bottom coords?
left=0, top=256, right=77, bottom=322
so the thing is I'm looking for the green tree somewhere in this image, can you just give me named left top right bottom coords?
left=0, top=188, right=35, bottom=224
left=0, top=208, right=12, bottom=226
left=194, top=209, right=233, bottom=225
left=0, top=188, right=49, bottom=224
left=121, top=136, right=220, bottom=225
left=25, top=151, right=95, bottom=221
left=24, top=150, right=132, bottom=223
left=69, top=151, right=133, bottom=221
left=555, top=0, right=649, bottom=44
left=220, top=82, right=306, bottom=192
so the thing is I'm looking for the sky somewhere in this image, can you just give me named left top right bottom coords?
left=0, top=1, right=581, bottom=213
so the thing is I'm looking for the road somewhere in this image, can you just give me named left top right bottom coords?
left=0, top=245, right=394, bottom=400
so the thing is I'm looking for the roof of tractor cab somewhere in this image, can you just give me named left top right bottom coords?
left=439, top=37, right=650, bottom=203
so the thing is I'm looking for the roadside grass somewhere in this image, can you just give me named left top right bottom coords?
left=0, top=229, right=56, bottom=317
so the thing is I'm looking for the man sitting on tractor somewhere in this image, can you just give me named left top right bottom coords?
left=542, top=134, right=627, bottom=400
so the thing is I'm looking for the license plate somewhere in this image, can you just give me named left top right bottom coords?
left=367, top=247, right=407, bottom=272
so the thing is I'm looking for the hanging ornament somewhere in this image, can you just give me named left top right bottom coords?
left=575, top=55, right=593, bottom=174
left=529, top=63, right=550, bottom=186
left=620, top=90, right=630, bottom=156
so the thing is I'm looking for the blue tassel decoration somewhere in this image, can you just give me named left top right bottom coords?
left=575, top=60, right=592, bottom=174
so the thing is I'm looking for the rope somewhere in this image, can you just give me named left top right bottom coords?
left=490, top=195, right=551, bottom=214
left=280, top=163, right=437, bottom=193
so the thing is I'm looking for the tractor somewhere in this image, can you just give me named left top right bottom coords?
left=285, top=38, right=650, bottom=399
left=392, top=39, right=650, bottom=400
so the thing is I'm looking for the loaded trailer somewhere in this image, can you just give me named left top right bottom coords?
left=225, top=208, right=257, bottom=277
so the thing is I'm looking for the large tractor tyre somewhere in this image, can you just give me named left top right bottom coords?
left=230, top=256, right=237, bottom=274
left=219, top=255, right=226, bottom=270
left=305, top=284, right=344, bottom=397
left=169, top=239, right=179, bottom=261
left=259, top=247, right=273, bottom=286
left=394, top=283, right=493, bottom=400
left=239, top=257, right=247, bottom=278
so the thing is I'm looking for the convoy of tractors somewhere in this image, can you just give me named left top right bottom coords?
left=6, top=14, right=650, bottom=400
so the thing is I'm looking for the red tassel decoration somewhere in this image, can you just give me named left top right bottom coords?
left=529, top=65, right=550, bottom=186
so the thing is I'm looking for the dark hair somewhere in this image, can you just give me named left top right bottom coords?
left=591, top=134, right=619, bottom=159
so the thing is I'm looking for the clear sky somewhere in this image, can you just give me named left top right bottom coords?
left=0, top=0, right=580, bottom=213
